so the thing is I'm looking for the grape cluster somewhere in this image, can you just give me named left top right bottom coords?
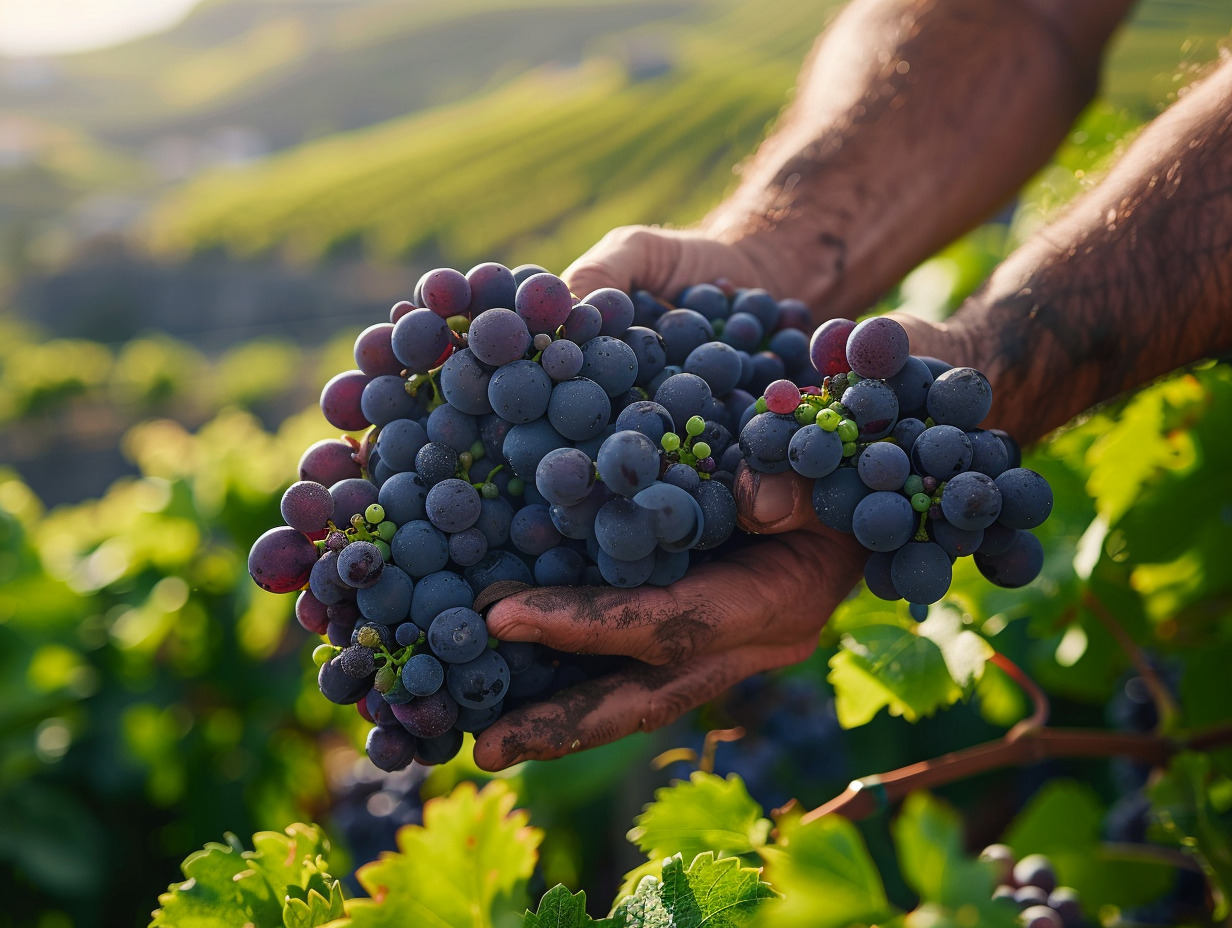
left=981, top=846, right=1086, bottom=928
left=738, top=315, right=1052, bottom=605
left=248, top=263, right=817, bottom=770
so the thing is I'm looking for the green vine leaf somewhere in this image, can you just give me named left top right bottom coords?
left=522, top=885, right=598, bottom=928
left=1149, top=752, right=1232, bottom=919
left=828, top=624, right=962, bottom=727
left=619, top=771, right=771, bottom=896
left=758, top=809, right=893, bottom=928
left=610, top=852, right=777, bottom=928
left=150, top=824, right=340, bottom=928
left=341, top=779, right=541, bottom=928
left=891, top=793, right=1013, bottom=926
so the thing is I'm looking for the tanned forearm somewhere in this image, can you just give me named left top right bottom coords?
left=702, top=0, right=1135, bottom=319
left=903, top=56, right=1232, bottom=445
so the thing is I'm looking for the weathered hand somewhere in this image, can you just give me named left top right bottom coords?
left=471, top=467, right=865, bottom=771
left=562, top=225, right=783, bottom=304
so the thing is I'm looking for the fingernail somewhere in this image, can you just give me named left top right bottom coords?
left=493, top=623, right=542, bottom=642
left=752, top=477, right=796, bottom=525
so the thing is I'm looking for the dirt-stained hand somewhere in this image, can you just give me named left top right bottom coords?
left=471, top=466, right=866, bottom=771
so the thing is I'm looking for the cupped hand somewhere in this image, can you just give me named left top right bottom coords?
left=562, top=225, right=781, bottom=301
left=471, top=467, right=866, bottom=771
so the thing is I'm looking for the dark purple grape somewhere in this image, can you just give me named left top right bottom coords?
left=841, top=379, right=899, bottom=440
left=585, top=287, right=636, bottom=337
left=967, top=428, right=1010, bottom=477
left=809, top=318, right=856, bottom=376
left=446, top=649, right=511, bottom=709
left=731, top=289, right=779, bottom=331
left=390, top=689, right=458, bottom=738
left=812, top=468, right=872, bottom=533
left=391, top=308, right=453, bottom=373
left=694, top=479, right=737, bottom=550
left=891, top=541, right=952, bottom=605
left=389, top=299, right=415, bottom=323
left=979, top=844, right=1016, bottom=885
left=685, top=341, right=743, bottom=395
left=320, top=370, right=371, bottom=431
left=863, top=551, right=901, bottom=601
left=926, top=367, right=993, bottom=431
left=318, top=655, right=372, bottom=704
left=420, top=267, right=471, bottom=318
left=975, top=530, right=1044, bottom=587
left=402, top=653, right=445, bottom=697
left=939, top=471, right=1002, bottom=531
left=439, top=348, right=494, bottom=416
left=884, top=355, right=933, bottom=418
left=1019, top=906, right=1063, bottom=928
left=1014, top=854, right=1058, bottom=894
left=515, top=272, right=573, bottom=334
left=249, top=526, right=318, bottom=593
left=655, top=309, right=714, bottom=365
left=361, top=374, right=420, bottom=427
left=330, top=477, right=380, bottom=527
left=281, top=480, right=335, bottom=533
left=468, top=307, right=531, bottom=367
left=541, top=338, right=584, bottom=381
left=562, top=302, right=603, bottom=344
left=465, top=262, right=517, bottom=314
left=994, top=468, right=1054, bottom=529
left=679, top=283, right=729, bottom=321
left=299, top=439, right=361, bottom=487
left=365, top=725, right=418, bottom=772
left=845, top=316, right=909, bottom=379
left=415, top=728, right=465, bottom=765
left=296, top=590, right=331, bottom=635
left=354, top=323, right=403, bottom=376
left=852, top=492, right=916, bottom=552
left=336, top=541, right=385, bottom=589
left=856, top=441, right=910, bottom=490
left=911, top=425, right=973, bottom=480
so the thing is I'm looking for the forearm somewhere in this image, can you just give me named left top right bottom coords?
left=905, top=56, right=1232, bottom=444
left=705, top=0, right=1133, bottom=318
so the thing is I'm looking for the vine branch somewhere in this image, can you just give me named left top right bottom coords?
left=989, top=650, right=1049, bottom=737
left=1082, top=588, right=1180, bottom=732
left=798, top=721, right=1232, bottom=825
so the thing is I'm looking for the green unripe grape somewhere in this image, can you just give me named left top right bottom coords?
left=447, top=315, right=471, bottom=334
left=356, top=625, right=382, bottom=649
left=755, top=397, right=769, bottom=414
left=686, top=416, right=706, bottom=437
left=837, top=419, right=859, bottom=443
left=661, top=432, right=681, bottom=452
left=377, top=521, right=397, bottom=541
left=458, top=451, right=474, bottom=471
left=480, top=482, right=499, bottom=499
left=692, top=441, right=712, bottom=460
left=911, top=493, right=932, bottom=512
left=904, top=475, right=925, bottom=497
left=816, top=408, right=840, bottom=430
left=847, top=372, right=862, bottom=385
left=828, top=401, right=846, bottom=414
left=841, top=441, right=858, bottom=457
left=470, top=440, right=486, bottom=460
left=365, top=503, right=385, bottom=525
left=508, top=477, right=525, bottom=497
left=794, top=405, right=815, bottom=426
left=374, top=539, right=391, bottom=561
left=312, top=644, right=337, bottom=667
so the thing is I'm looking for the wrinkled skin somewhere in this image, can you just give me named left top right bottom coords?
left=472, top=466, right=866, bottom=771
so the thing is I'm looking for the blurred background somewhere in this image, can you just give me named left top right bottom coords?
left=1, top=1, right=1230, bottom=926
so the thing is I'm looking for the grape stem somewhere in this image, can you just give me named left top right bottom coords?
left=795, top=721, right=1232, bottom=826
left=1081, top=588, right=1181, bottom=733
left=989, top=650, right=1049, bottom=737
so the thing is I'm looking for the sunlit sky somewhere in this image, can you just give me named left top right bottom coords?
left=0, top=0, right=203, bottom=57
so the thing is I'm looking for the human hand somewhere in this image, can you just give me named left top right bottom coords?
left=471, top=466, right=866, bottom=771
left=562, top=225, right=789, bottom=304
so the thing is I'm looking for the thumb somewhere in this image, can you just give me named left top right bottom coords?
left=733, top=464, right=817, bottom=534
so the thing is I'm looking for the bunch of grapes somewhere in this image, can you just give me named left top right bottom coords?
left=738, top=315, right=1053, bottom=605
left=981, top=845, right=1086, bottom=927
left=247, top=263, right=818, bottom=770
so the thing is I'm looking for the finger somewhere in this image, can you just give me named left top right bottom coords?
left=733, top=464, right=818, bottom=534
left=472, top=645, right=782, bottom=771
left=485, top=583, right=718, bottom=666
left=562, top=226, right=765, bottom=301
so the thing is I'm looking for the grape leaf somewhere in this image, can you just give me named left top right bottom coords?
left=1149, top=752, right=1232, bottom=919
left=151, top=824, right=340, bottom=928
left=828, top=624, right=960, bottom=727
left=758, top=809, right=893, bottom=928
left=523, top=885, right=599, bottom=928
left=620, top=772, right=770, bottom=899
left=628, top=772, right=771, bottom=864
left=1005, top=779, right=1173, bottom=910
left=609, top=852, right=777, bottom=928
left=342, top=779, right=541, bottom=928
left=916, top=608, right=992, bottom=688
left=891, top=793, right=1013, bottom=926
